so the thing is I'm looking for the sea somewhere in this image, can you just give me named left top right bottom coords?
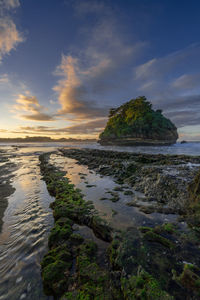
left=0, top=141, right=200, bottom=156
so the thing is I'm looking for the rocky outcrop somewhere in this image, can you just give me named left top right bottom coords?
left=99, top=96, right=178, bottom=146
left=60, top=148, right=200, bottom=215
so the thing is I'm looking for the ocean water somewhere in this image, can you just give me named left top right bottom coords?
left=0, top=141, right=199, bottom=156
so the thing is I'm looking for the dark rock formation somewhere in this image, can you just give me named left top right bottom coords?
left=99, top=96, right=178, bottom=146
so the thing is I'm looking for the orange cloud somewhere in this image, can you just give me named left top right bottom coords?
left=53, top=55, right=108, bottom=120
left=53, top=2, right=145, bottom=122
left=0, top=0, right=23, bottom=62
left=12, top=94, right=55, bottom=121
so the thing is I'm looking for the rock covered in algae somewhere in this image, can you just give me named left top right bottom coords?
left=99, top=96, right=178, bottom=146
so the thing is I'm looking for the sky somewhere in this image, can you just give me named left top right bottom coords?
left=0, top=0, right=200, bottom=140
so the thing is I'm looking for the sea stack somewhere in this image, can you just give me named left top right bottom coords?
left=99, top=96, right=178, bottom=146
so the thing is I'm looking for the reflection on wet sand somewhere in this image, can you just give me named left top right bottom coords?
left=0, top=150, right=54, bottom=300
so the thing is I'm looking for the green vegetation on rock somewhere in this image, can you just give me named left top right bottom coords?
left=40, top=152, right=200, bottom=299
left=99, top=96, right=178, bottom=145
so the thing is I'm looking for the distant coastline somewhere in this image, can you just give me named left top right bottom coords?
left=0, top=136, right=97, bottom=143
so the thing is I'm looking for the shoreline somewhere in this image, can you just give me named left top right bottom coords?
left=39, top=149, right=200, bottom=299
left=1, top=147, right=200, bottom=298
left=98, top=138, right=177, bottom=146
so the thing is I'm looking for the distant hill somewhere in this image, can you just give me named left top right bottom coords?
left=99, top=96, right=178, bottom=146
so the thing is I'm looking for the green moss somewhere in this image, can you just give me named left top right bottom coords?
left=41, top=255, right=55, bottom=269
left=41, top=245, right=72, bottom=269
left=48, top=223, right=72, bottom=248
left=42, top=260, right=69, bottom=295
left=187, top=170, right=200, bottom=228
left=112, top=209, right=118, bottom=216
left=113, top=186, right=124, bottom=191
left=161, top=223, right=175, bottom=234
left=56, top=216, right=73, bottom=227
left=143, top=231, right=175, bottom=249
left=121, top=270, right=174, bottom=300
left=177, top=264, right=200, bottom=293
left=69, top=233, right=84, bottom=245
left=108, top=238, right=120, bottom=269
left=124, top=190, right=134, bottom=195
left=39, top=154, right=113, bottom=298
left=110, top=195, right=120, bottom=202
left=139, top=226, right=153, bottom=233
left=89, top=215, right=112, bottom=242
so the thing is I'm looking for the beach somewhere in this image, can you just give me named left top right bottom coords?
left=0, top=143, right=200, bottom=299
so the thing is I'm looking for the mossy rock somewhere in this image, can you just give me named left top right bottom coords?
left=124, top=190, right=134, bottom=195
left=69, top=233, right=84, bottom=246
left=48, top=223, right=72, bottom=248
left=56, top=216, right=74, bottom=227
left=41, top=245, right=72, bottom=269
left=89, top=216, right=112, bottom=242
left=42, top=260, right=69, bottom=295
left=174, top=264, right=200, bottom=296
left=108, top=228, right=186, bottom=298
left=121, top=269, right=174, bottom=300
left=143, top=231, right=175, bottom=249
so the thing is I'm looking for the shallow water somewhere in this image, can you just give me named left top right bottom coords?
left=0, top=144, right=198, bottom=299
left=50, top=153, right=178, bottom=230
left=0, top=151, right=54, bottom=300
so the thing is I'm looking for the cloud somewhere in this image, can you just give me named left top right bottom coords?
left=133, top=43, right=200, bottom=129
left=135, top=44, right=200, bottom=83
left=172, top=73, right=200, bottom=90
left=160, top=94, right=200, bottom=128
left=12, top=94, right=55, bottom=121
left=0, top=73, right=9, bottom=83
left=134, top=44, right=200, bottom=99
left=53, top=55, right=110, bottom=120
left=61, top=118, right=107, bottom=134
left=18, top=118, right=107, bottom=136
left=1, top=0, right=20, bottom=10
left=53, top=1, right=145, bottom=121
left=0, top=0, right=23, bottom=62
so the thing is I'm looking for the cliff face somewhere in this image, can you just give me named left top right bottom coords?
left=99, top=96, right=178, bottom=146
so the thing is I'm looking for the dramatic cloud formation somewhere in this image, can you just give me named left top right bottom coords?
left=12, top=94, right=54, bottom=121
left=53, top=55, right=109, bottom=120
left=53, top=1, right=145, bottom=121
left=0, top=0, right=23, bottom=62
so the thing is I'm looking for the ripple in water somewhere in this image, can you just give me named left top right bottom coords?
left=0, top=153, right=54, bottom=300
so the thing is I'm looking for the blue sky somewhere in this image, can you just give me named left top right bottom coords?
left=0, top=0, right=200, bottom=139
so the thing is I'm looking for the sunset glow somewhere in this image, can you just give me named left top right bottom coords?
left=0, top=0, right=200, bottom=140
